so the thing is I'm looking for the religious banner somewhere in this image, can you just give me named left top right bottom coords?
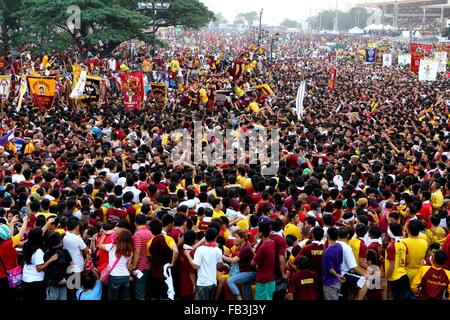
left=27, top=76, right=56, bottom=109
left=434, top=52, right=448, bottom=72
left=366, top=48, right=376, bottom=63
left=376, top=46, right=389, bottom=64
left=150, top=83, right=168, bottom=108
left=410, top=43, right=432, bottom=73
left=119, top=71, right=145, bottom=110
left=382, top=54, right=392, bottom=67
left=327, top=66, right=337, bottom=91
left=419, top=59, right=439, bottom=81
left=0, top=75, right=11, bottom=103
left=398, top=54, right=411, bottom=66
left=80, top=76, right=102, bottom=105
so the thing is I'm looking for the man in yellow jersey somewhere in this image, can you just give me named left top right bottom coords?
left=284, top=212, right=301, bottom=239
left=384, top=222, right=411, bottom=300
left=402, top=220, right=428, bottom=281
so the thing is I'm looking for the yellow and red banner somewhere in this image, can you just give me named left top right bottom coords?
left=150, top=83, right=167, bottom=108
left=327, top=66, right=337, bottom=91
left=27, top=76, right=57, bottom=109
left=119, top=71, right=144, bottom=110
left=411, top=43, right=432, bottom=73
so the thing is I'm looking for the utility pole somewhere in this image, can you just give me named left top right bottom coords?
left=334, top=0, right=338, bottom=31
left=393, top=0, right=398, bottom=28
left=258, top=8, right=263, bottom=45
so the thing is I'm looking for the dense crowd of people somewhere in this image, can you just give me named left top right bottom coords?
left=0, top=30, right=449, bottom=301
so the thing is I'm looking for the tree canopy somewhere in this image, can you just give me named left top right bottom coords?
left=308, top=7, right=371, bottom=31
left=234, top=12, right=259, bottom=27
left=280, top=19, right=301, bottom=29
left=1, top=0, right=215, bottom=54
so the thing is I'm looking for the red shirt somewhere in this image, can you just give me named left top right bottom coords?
left=416, top=267, right=450, bottom=300
left=0, top=238, right=18, bottom=278
left=133, top=227, right=153, bottom=271
left=168, top=228, right=184, bottom=244
left=269, top=233, right=287, bottom=278
left=96, top=232, right=115, bottom=272
left=177, top=249, right=195, bottom=297
left=299, top=242, right=324, bottom=279
left=442, top=235, right=450, bottom=270
left=418, top=202, right=432, bottom=229
left=106, top=208, right=128, bottom=226
left=253, top=239, right=276, bottom=283
left=237, top=242, right=255, bottom=272
left=288, top=270, right=318, bottom=300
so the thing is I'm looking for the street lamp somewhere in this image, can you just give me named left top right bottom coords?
left=137, top=1, right=170, bottom=56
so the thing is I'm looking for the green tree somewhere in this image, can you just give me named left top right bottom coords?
left=308, top=7, right=371, bottom=31
left=235, top=12, right=259, bottom=27
left=280, top=19, right=300, bottom=29
left=13, top=0, right=149, bottom=54
left=133, top=0, right=215, bottom=32
left=6, top=0, right=215, bottom=55
left=0, top=0, right=23, bottom=51
left=213, top=12, right=228, bottom=26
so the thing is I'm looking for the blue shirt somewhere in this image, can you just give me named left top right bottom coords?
left=76, top=280, right=102, bottom=300
left=322, top=243, right=343, bottom=286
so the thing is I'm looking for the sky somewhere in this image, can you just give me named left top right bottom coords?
left=200, top=0, right=364, bottom=25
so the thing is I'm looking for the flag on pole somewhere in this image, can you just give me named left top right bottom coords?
left=296, top=81, right=306, bottom=120
left=17, top=75, right=28, bottom=111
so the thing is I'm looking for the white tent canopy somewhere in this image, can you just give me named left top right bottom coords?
left=364, top=24, right=384, bottom=31
left=349, top=26, right=364, bottom=34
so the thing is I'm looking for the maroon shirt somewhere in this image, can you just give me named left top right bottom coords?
left=299, top=242, right=324, bottom=280
left=237, top=242, right=255, bottom=273
left=288, top=270, right=319, bottom=300
left=269, top=233, right=287, bottom=278
left=253, top=239, right=276, bottom=283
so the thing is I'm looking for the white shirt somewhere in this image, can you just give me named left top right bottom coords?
left=337, top=241, right=358, bottom=275
left=193, top=246, right=222, bottom=286
left=22, top=249, right=45, bottom=283
left=108, top=58, right=116, bottom=71
left=104, top=244, right=131, bottom=277
left=179, top=198, right=200, bottom=209
left=63, top=232, right=87, bottom=273
left=12, top=174, right=25, bottom=184
left=123, top=186, right=141, bottom=203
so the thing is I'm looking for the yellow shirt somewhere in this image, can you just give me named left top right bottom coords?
left=425, top=227, right=446, bottom=245
left=246, top=102, right=260, bottom=113
left=12, top=234, right=21, bottom=247
left=348, top=237, right=367, bottom=270
left=237, top=176, right=252, bottom=189
left=284, top=223, right=301, bottom=239
left=402, top=238, right=428, bottom=281
left=170, top=59, right=180, bottom=73
left=385, top=241, right=407, bottom=281
left=212, top=209, right=225, bottom=219
left=37, top=212, right=57, bottom=220
left=431, top=189, right=444, bottom=210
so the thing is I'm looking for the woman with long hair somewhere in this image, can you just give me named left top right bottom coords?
left=22, top=227, right=58, bottom=301
left=98, top=229, right=134, bottom=300
left=222, top=229, right=256, bottom=300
